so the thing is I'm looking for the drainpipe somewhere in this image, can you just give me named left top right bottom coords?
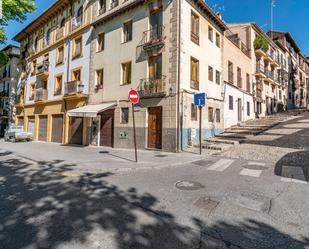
left=176, top=0, right=181, bottom=152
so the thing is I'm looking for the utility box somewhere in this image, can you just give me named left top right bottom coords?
left=119, top=131, right=129, bottom=139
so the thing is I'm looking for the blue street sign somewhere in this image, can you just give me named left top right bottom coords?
left=194, top=93, right=206, bottom=106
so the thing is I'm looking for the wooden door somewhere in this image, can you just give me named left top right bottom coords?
left=148, top=107, right=162, bottom=149
left=28, top=117, right=35, bottom=137
left=69, top=117, right=83, bottom=145
left=237, top=99, right=242, bottom=122
left=100, top=109, right=114, bottom=147
left=38, top=116, right=48, bottom=142
left=52, top=115, right=63, bottom=143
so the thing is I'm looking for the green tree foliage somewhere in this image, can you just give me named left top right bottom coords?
left=254, top=35, right=269, bottom=53
left=0, top=0, right=36, bottom=65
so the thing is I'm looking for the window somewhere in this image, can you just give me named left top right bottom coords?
left=246, top=73, right=250, bottom=92
left=96, top=69, right=104, bottom=88
left=121, top=108, right=129, bottom=124
left=55, top=75, right=63, bottom=95
left=44, top=29, right=51, bottom=47
left=228, top=61, right=233, bottom=84
left=42, top=80, right=48, bottom=90
left=237, top=67, right=242, bottom=88
left=191, top=12, right=199, bottom=44
left=56, top=46, right=64, bottom=65
left=149, top=55, right=162, bottom=79
left=122, top=62, right=132, bottom=85
left=73, top=37, right=82, bottom=59
left=215, top=108, right=220, bottom=123
left=31, top=59, right=36, bottom=76
left=191, top=103, right=197, bottom=121
left=72, top=68, right=81, bottom=81
left=123, top=21, right=133, bottom=43
left=279, top=90, right=282, bottom=100
left=190, top=57, right=199, bottom=89
left=208, top=107, right=214, bottom=122
left=216, top=70, right=220, bottom=85
left=29, top=84, right=35, bottom=100
left=208, top=26, right=213, bottom=42
left=215, top=33, right=220, bottom=47
left=34, top=37, right=38, bottom=52
left=247, top=102, right=250, bottom=116
left=229, top=95, right=233, bottom=110
left=97, top=33, right=105, bottom=52
left=208, top=66, right=213, bottom=82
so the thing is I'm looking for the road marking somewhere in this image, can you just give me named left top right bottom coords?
left=208, top=159, right=234, bottom=172
left=240, top=168, right=262, bottom=178
left=248, top=161, right=266, bottom=166
left=281, top=177, right=307, bottom=184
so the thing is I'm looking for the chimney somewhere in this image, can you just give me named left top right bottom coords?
left=216, top=12, right=222, bottom=20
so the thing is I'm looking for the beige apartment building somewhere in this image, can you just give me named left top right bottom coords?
left=222, top=29, right=255, bottom=128
left=228, top=23, right=288, bottom=117
left=66, top=0, right=226, bottom=152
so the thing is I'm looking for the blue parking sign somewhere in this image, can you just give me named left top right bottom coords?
left=194, top=93, right=206, bottom=106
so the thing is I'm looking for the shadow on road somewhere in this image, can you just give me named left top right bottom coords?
left=0, top=151, right=308, bottom=248
left=275, top=150, right=309, bottom=182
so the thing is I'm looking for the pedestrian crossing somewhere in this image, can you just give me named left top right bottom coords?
left=204, top=158, right=307, bottom=185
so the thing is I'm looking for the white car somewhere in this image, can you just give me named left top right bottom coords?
left=4, top=125, right=33, bottom=142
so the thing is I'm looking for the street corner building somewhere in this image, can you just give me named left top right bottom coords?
left=10, top=0, right=309, bottom=152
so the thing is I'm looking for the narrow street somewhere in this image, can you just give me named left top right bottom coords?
left=0, top=112, right=308, bottom=249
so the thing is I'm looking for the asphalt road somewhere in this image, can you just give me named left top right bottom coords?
left=0, top=113, right=309, bottom=249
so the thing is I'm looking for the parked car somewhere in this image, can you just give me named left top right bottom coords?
left=4, top=125, right=33, bottom=142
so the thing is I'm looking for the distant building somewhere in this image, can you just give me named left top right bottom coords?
left=0, top=45, right=21, bottom=136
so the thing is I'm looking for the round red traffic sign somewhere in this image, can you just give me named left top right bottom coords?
left=128, top=89, right=140, bottom=104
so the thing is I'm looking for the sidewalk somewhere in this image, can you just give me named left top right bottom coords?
left=0, top=141, right=206, bottom=173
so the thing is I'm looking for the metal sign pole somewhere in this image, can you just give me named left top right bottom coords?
left=132, top=103, right=138, bottom=162
left=199, top=105, right=202, bottom=155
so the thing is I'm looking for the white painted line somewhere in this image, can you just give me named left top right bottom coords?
left=248, top=161, right=266, bottom=166
left=208, top=159, right=234, bottom=172
left=281, top=177, right=307, bottom=184
left=240, top=168, right=262, bottom=178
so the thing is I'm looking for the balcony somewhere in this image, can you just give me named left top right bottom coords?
left=34, top=88, right=48, bottom=102
left=255, top=48, right=267, bottom=57
left=64, top=80, right=85, bottom=96
left=255, top=63, right=266, bottom=77
left=191, top=32, right=199, bottom=45
left=36, top=61, right=49, bottom=78
left=98, top=6, right=106, bottom=15
left=72, top=16, right=82, bottom=31
left=138, top=76, right=166, bottom=98
left=110, top=0, right=118, bottom=9
left=256, top=89, right=262, bottom=98
left=0, top=90, right=9, bottom=98
left=141, top=25, right=165, bottom=52
left=56, top=27, right=65, bottom=41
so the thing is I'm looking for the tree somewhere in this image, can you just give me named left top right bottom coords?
left=254, top=35, right=269, bottom=53
left=0, top=0, right=36, bottom=65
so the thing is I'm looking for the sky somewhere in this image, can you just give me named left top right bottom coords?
left=3, top=0, right=309, bottom=55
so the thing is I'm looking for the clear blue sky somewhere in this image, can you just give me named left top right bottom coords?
left=3, top=0, right=309, bottom=55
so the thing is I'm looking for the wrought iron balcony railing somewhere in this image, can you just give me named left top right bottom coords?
left=138, top=76, right=167, bottom=98
left=34, top=88, right=48, bottom=102
left=64, top=80, right=85, bottom=96
left=141, top=25, right=165, bottom=51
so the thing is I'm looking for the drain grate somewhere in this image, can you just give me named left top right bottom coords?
left=99, top=151, right=110, bottom=154
left=192, top=160, right=214, bottom=166
left=175, top=180, right=205, bottom=191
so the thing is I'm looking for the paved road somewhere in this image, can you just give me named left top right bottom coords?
left=0, top=113, right=309, bottom=249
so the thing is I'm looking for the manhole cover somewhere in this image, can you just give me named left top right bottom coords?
left=242, top=164, right=268, bottom=170
left=192, top=160, right=213, bottom=166
left=155, top=154, right=168, bottom=158
left=194, top=197, right=220, bottom=211
left=61, top=171, right=83, bottom=177
left=175, top=180, right=204, bottom=191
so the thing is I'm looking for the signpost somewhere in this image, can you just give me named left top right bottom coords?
left=128, top=89, right=140, bottom=162
left=194, top=93, right=206, bottom=155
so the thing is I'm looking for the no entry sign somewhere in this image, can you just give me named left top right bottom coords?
left=128, top=89, right=140, bottom=104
